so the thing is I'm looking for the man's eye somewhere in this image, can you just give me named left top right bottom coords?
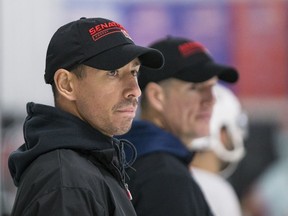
left=131, top=70, right=139, bottom=77
left=107, top=70, right=119, bottom=77
left=189, top=83, right=198, bottom=90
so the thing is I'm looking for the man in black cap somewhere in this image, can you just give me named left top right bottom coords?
left=8, top=17, right=163, bottom=216
left=118, top=36, right=239, bottom=216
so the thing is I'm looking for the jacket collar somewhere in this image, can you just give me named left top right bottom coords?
left=118, top=120, right=194, bottom=165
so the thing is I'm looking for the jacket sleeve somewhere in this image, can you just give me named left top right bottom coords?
left=133, top=173, right=214, bottom=216
left=21, top=187, right=107, bottom=216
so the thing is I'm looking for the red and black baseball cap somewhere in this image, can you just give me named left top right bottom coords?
left=45, top=17, right=164, bottom=84
left=138, top=36, right=239, bottom=90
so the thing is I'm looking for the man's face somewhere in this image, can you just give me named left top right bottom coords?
left=72, top=58, right=141, bottom=137
left=160, top=77, right=217, bottom=145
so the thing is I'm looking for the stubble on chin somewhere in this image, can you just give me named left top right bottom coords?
left=112, top=120, right=133, bottom=136
left=110, top=99, right=138, bottom=135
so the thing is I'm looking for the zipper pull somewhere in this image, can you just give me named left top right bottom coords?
left=125, top=183, right=133, bottom=200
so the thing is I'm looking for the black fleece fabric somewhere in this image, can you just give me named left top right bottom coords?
left=8, top=102, right=137, bottom=216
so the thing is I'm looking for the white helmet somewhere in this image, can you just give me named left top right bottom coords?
left=190, top=84, right=248, bottom=176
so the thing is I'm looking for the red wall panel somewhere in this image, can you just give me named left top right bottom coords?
left=231, top=1, right=288, bottom=98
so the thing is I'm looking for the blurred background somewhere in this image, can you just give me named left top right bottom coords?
left=1, top=0, right=287, bottom=215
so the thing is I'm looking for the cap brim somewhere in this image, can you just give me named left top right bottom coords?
left=175, top=62, right=239, bottom=83
left=83, top=44, right=164, bottom=70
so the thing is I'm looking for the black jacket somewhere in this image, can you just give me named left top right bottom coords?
left=118, top=120, right=214, bottom=216
left=8, top=102, right=137, bottom=216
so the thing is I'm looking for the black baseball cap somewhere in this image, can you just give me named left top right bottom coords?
left=138, top=36, right=239, bottom=90
left=45, top=17, right=164, bottom=84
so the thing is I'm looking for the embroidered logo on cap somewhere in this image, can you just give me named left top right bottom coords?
left=88, top=21, right=133, bottom=42
left=178, top=41, right=207, bottom=58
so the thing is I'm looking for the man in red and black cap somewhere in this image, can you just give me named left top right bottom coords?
left=8, top=17, right=164, bottom=216
left=118, top=36, right=239, bottom=216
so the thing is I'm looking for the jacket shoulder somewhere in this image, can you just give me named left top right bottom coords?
left=12, top=150, right=112, bottom=215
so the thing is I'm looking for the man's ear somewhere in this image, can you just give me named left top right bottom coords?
left=53, top=69, right=76, bottom=101
left=145, top=82, right=165, bottom=112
